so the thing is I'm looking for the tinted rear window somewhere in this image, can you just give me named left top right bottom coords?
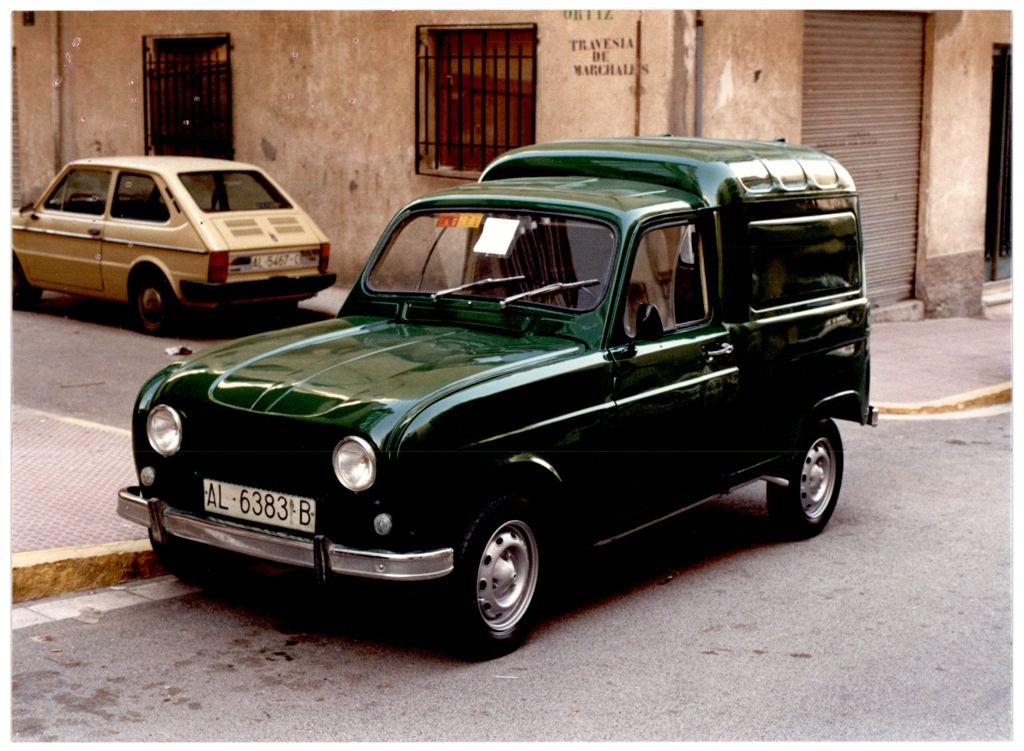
left=749, top=212, right=860, bottom=309
left=178, top=171, right=291, bottom=212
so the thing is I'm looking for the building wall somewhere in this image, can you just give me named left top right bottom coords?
left=12, top=9, right=695, bottom=283
left=13, top=11, right=63, bottom=202
left=698, top=10, right=804, bottom=142
left=11, top=10, right=1011, bottom=315
left=917, top=10, right=1012, bottom=317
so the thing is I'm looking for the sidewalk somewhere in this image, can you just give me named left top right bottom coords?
left=11, top=290, right=1012, bottom=600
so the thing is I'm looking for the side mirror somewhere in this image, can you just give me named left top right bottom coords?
left=634, top=303, right=664, bottom=342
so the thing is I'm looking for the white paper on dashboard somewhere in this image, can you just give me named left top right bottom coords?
left=473, top=218, right=520, bottom=257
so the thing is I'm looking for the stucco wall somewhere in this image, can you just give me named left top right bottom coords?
left=11, top=10, right=1010, bottom=313
left=12, top=9, right=687, bottom=283
left=698, top=10, right=803, bottom=141
left=917, top=10, right=1011, bottom=316
left=13, top=12, right=64, bottom=203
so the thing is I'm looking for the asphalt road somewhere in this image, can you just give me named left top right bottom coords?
left=11, top=291, right=341, bottom=428
left=9, top=292, right=1013, bottom=741
left=11, top=413, right=1012, bottom=741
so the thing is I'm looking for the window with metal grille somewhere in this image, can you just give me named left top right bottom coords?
left=144, top=34, right=233, bottom=159
left=416, top=25, right=537, bottom=177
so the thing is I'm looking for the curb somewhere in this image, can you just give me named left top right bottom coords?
left=12, top=539, right=162, bottom=603
left=875, top=382, right=1012, bottom=415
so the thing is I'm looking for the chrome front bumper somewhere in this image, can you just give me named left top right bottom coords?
left=117, top=487, right=454, bottom=582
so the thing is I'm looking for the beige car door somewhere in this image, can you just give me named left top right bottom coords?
left=99, top=171, right=209, bottom=302
left=18, top=168, right=111, bottom=292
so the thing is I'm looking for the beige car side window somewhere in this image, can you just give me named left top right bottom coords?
left=111, top=173, right=171, bottom=223
left=43, top=169, right=111, bottom=216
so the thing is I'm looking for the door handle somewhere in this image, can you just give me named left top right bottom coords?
left=88, top=227, right=101, bottom=237
left=702, top=342, right=734, bottom=360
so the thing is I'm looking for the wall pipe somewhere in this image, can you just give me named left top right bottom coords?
left=53, top=11, right=64, bottom=173
left=634, top=12, right=643, bottom=136
left=694, top=11, right=703, bottom=137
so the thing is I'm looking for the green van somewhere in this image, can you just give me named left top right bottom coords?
left=118, top=137, right=877, bottom=657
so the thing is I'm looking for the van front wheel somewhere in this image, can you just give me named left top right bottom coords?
left=768, top=417, right=844, bottom=540
left=448, top=496, right=542, bottom=659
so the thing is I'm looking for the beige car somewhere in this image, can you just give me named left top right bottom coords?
left=12, top=156, right=336, bottom=334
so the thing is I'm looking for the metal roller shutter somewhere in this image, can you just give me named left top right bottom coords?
left=802, top=11, right=925, bottom=307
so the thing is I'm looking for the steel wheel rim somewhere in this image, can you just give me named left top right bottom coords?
left=800, top=437, right=836, bottom=519
left=139, top=286, right=164, bottom=324
left=475, top=519, right=538, bottom=633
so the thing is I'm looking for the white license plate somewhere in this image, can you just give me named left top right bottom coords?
left=250, top=251, right=307, bottom=271
left=203, top=479, right=316, bottom=534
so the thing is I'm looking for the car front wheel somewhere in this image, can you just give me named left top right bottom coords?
left=13, top=256, right=41, bottom=309
left=767, top=417, right=844, bottom=540
left=450, top=496, right=542, bottom=659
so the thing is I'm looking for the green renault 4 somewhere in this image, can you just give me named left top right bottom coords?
left=118, top=137, right=877, bottom=657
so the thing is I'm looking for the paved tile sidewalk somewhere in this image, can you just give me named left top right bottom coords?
left=12, top=405, right=141, bottom=553
left=871, top=316, right=1012, bottom=404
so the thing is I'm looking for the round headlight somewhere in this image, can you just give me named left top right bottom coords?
left=333, top=436, right=376, bottom=492
left=147, top=405, right=183, bottom=457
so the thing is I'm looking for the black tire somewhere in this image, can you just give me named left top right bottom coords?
left=131, top=273, right=178, bottom=335
left=12, top=256, right=42, bottom=309
left=148, top=530, right=223, bottom=583
left=767, top=417, right=844, bottom=540
left=448, top=496, right=543, bottom=659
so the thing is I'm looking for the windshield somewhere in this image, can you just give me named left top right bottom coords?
left=178, top=171, right=291, bottom=212
left=367, top=211, right=617, bottom=312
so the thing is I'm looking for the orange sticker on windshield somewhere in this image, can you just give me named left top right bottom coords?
left=436, top=213, right=483, bottom=229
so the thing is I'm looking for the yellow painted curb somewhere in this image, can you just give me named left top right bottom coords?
left=876, top=382, right=1012, bottom=415
left=12, top=539, right=165, bottom=603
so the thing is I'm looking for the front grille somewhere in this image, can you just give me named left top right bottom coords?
left=153, top=404, right=356, bottom=540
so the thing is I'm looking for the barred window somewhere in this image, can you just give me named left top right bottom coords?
left=416, top=25, right=537, bottom=177
left=144, top=34, right=233, bottom=159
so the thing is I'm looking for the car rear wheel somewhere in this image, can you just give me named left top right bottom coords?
left=132, top=273, right=177, bottom=335
left=449, top=496, right=542, bottom=659
left=767, top=417, right=844, bottom=540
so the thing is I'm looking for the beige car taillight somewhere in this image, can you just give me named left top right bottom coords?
left=208, top=251, right=228, bottom=283
left=319, top=243, right=331, bottom=273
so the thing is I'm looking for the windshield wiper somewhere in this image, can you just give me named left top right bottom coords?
left=499, top=279, right=600, bottom=309
left=431, top=275, right=526, bottom=301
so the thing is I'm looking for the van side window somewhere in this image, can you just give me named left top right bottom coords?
left=624, top=223, right=708, bottom=337
left=749, top=212, right=860, bottom=308
left=111, top=173, right=170, bottom=223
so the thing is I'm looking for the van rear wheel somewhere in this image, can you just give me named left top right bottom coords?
left=768, top=417, right=843, bottom=539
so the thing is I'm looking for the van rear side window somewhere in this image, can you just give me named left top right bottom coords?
left=749, top=212, right=860, bottom=309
